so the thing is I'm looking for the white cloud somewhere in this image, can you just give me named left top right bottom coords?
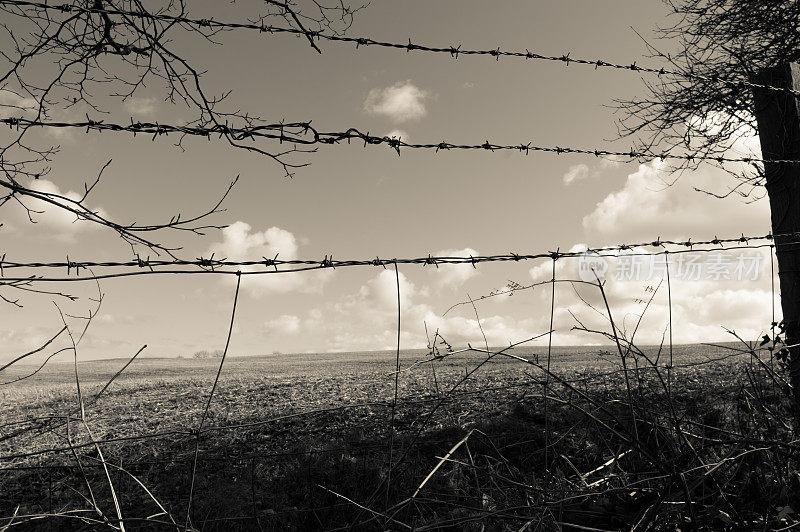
left=524, top=248, right=775, bottom=346
left=584, top=114, right=767, bottom=241
left=555, top=262, right=775, bottom=346
left=362, top=269, right=417, bottom=310
left=123, top=97, right=157, bottom=116
left=530, top=114, right=779, bottom=346
left=301, top=269, right=542, bottom=352
left=0, top=89, right=37, bottom=117
left=582, top=158, right=770, bottom=241
left=563, top=164, right=590, bottom=185
left=282, top=248, right=775, bottom=353
left=262, top=314, right=301, bottom=336
left=431, top=247, right=481, bottom=288
left=364, top=82, right=428, bottom=122
left=214, top=221, right=298, bottom=258
left=563, top=159, right=623, bottom=186
left=10, top=178, right=108, bottom=238
left=0, top=90, right=79, bottom=139
left=564, top=158, right=625, bottom=186
left=207, top=221, right=332, bottom=296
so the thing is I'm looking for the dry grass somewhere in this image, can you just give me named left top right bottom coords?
left=0, top=344, right=798, bottom=530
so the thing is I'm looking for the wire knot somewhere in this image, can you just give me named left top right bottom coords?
left=197, top=253, right=216, bottom=270
left=263, top=253, right=279, bottom=270
left=66, top=256, right=81, bottom=275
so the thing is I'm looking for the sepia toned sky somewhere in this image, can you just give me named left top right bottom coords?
left=1, top=1, right=778, bottom=361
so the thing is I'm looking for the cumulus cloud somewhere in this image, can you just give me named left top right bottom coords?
left=213, top=221, right=298, bottom=258
left=526, top=114, right=779, bottom=346
left=359, top=269, right=418, bottom=311
left=0, top=89, right=37, bottom=117
left=431, top=247, right=481, bottom=288
left=7, top=178, right=108, bottom=238
left=300, top=269, right=542, bottom=352
left=563, top=164, right=590, bottom=185
left=525, top=244, right=776, bottom=346
left=262, top=314, right=301, bottom=336
left=208, top=221, right=332, bottom=296
left=0, top=90, right=81, bottom=139
left=583, top=117, right=767, bottom=241
left=364, top=82, right=428, bottom=122
left=534, top=157, right=775, bottom=345
left=123, top=97, right=158, bottom=116
left=284, top=248, right=775, bottom=353
left=563, top=159, right=622, bottom=186
left=582, top=159, right=769, bottom=241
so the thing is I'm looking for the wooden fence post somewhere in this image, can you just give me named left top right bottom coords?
left=751, top=62, right=800, bottom=410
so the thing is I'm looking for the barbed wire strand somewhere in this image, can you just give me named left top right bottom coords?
left=0, top=231, right=794, bottom=284
left=2, top=0, right=800, bottom=99
left=0, top=116, right=782, bottom=165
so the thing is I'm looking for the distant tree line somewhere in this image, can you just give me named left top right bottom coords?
left=192, top=349, right=225, bottom=359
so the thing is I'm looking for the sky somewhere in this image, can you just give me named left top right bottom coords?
left=0, top=0, right=779, bottom=361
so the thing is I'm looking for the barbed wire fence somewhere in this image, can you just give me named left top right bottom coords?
left=0, top=0, right=798, bottom=530
left=0, top=235, right=796, bottom=530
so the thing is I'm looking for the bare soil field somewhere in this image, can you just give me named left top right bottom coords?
left=1, top=344, right=796, bottom=530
